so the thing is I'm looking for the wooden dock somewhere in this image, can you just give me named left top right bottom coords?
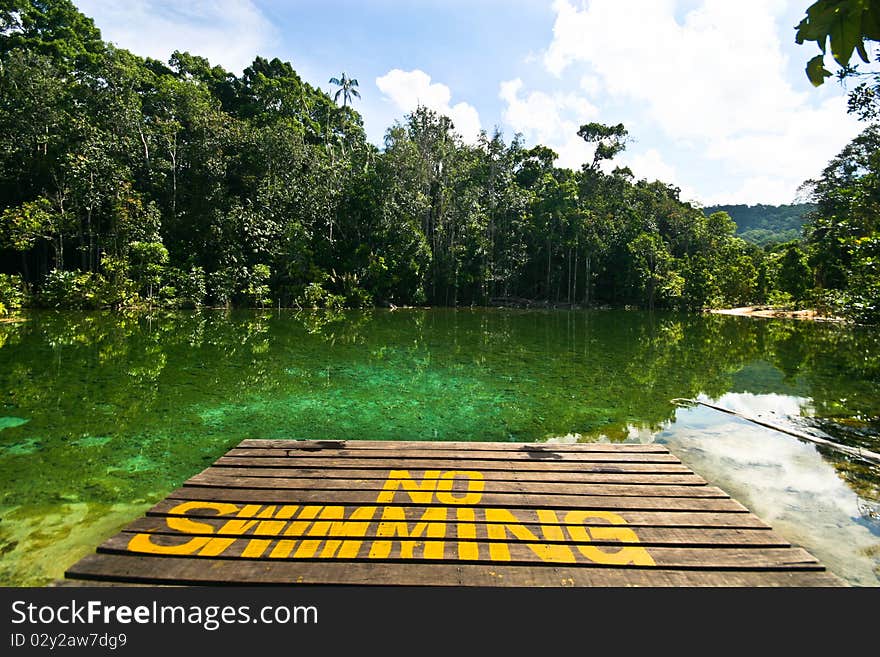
left=65, top=440, right=844, bottom=586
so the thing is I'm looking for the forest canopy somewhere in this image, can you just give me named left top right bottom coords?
left=702, top=204, right=814, bottom=247
left=0, top=0, right=877, bottom=323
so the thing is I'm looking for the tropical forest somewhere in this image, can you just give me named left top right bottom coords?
left=0, top=1, right=877, bottom=322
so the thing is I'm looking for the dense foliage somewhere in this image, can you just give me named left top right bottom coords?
left=0, top=0, right=875, bottom=321
left=801, top=124, right=880, bottom=323
left=703, top=204, right=813, bottom=247
left=795, top=0, right=880, bottom=124
left=0, top=1, right=774, bottom=314
left=796, top=0, right=880, bottom=86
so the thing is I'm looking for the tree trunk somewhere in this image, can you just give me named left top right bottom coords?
left=567, top=248, right=572, bottom=304
left=139, top=125, right=150, bottom=172
left=171, top=135, right=178, bottom=220
left=546, top=235, right=551, bottom=300
left=584, top=255, right=591, bottom=306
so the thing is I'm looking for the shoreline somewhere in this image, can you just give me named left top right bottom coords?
left=708, top=306, right=846, bottom=322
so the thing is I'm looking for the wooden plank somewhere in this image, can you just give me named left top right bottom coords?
left=97, top=533, right=820, bottom=569
left=118, top=520, right=790, bottom=547
left=63, top=440, right=843, bottom=587
left=54, top=579, right=165, bottom=588
left=184, top=473, right=727, bottom=499
left=237, top=439, right=670, bottom=453
left=216, top=456, right=693, bottom=472
left=145, top=500, right=770, bottom=528
left=225, top=447, right=682, bottom=462
left=66, top=554, right=843, bottom=587
left=205, top=466, right=709, bottom=485
left=166, top=487, right=749, bottom=511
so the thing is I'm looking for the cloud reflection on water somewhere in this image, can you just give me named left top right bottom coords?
left=657, top=393, right=880, bottom=586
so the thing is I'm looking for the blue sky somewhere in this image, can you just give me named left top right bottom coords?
left=76, top=0, right=870, bottom=206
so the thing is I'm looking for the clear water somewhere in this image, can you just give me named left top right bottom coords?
left=0, top=309, right=878, bottom=585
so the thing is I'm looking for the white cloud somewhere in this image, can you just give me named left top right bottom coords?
left=626, top=148, right=677, bottom=184
left=499, top=78, right=598, bottom=168
left=699, top=177, right=799, bottom=206
left=578, top=75, right=602, bottom=96
left=623, top=148, right=701, bottom=203
left=540, top=0, right=863, bottom=204
left=375, top=69, right=482, bottom=142
left=77, top=0, right=276, bottom=74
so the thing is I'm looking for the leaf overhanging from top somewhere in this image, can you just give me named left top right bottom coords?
left=807, top=54, right=833, bottom=86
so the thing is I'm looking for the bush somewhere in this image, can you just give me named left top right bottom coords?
left=243, top=264, right=272, bottom=308
left=766, top=289, right=794, bottom=309
left=298, top=282, right=328, bottom=308
left=162, top=266, right=206, bottom=308
left=345, top=285, right=373, bottom=308
left=840, top=236, right=880, bottom=324
left=37, top=269, right=116, bottom=309
left=0, top=274, right=25, bottom=314
left=776, top=243, right=811, bottom=301
left=809, top=288, right=845, bottom=318
left=207, top=268, right=238, bottom=307
left=296, top=282, right=346, bottom=309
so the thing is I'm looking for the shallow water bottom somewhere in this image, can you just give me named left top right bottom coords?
left=0, top=309, right=878, bottom=586
left=0, top=502, right=150, bottom=586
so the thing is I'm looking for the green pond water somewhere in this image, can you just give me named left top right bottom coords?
left=0, top=308, right=878, bottom=586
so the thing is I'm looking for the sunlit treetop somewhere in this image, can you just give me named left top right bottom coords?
left=0, top=0, right=104, bottom=66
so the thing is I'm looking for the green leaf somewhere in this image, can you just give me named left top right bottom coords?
left=806, top=54, right=832, bottom=86
left=828, top=5, right=863, bottom=66
left=861, top=2, right=880, bottom=40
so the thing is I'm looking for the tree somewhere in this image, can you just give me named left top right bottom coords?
left=329, top=72, right=361, bottom=107
left=0, top=0, right=104, bottom=66
left=777, top=243, right=812, bottom=301
left=128, top=241, right=168, bottom=300
left=3, top=0, right=812, bottom=317
left=628, top=232, right=675, bottom=310
left=577, top=122, right=628, bottom=170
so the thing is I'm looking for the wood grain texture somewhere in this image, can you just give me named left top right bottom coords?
left=63, top=439, right=846, bottom=587
left=204, top=466, right=709, bottom=485
left=66, top=554, right=844, bottom=587
left=144, top=501, right=771, bottom=528
left=164, top=486, right=750, bottom=511
left=118, top=519, right=790, bottom=547
left=184, top=473, right=728, bottom=498
left=97, top=534, right=821, bottom=569
left=224, top=447, right=682, bottom=462
left=236, top=439, right=670, bottom=452
left=215, top=456, right=693, bottom=472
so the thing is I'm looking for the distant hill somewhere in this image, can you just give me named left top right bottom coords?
left=702, top=203, right=815, bottom=246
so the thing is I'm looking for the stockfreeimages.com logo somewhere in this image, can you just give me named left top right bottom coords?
left=11, top=599, right=317, bottom=631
